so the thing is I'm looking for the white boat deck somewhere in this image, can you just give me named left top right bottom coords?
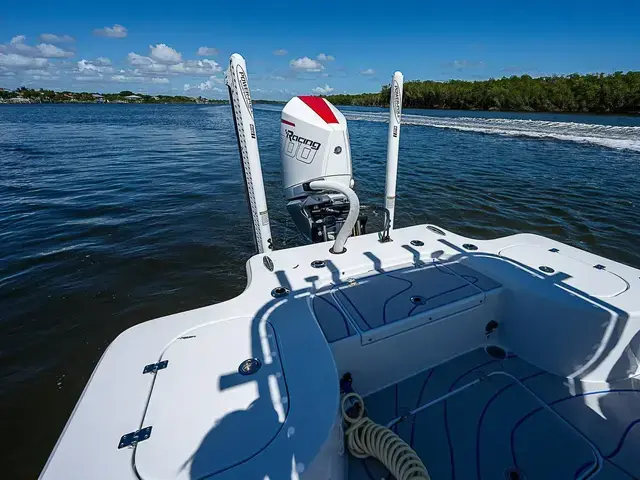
left=40, top=224, right=640, bottom=480
left=350, top=348, right=640, bottom=480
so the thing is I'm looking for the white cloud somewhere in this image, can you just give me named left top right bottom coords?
left=128, top=50, right=221, bottom=76
left=149, top=44, right=182, bottom=64
left=75, top=75, right=104, bottom=81
left=273, top=49, right=288, bottom=56
left=93, top=24, right=128, bottom=38
left=25, top=67, right=59, bottom=81
left=290, top=56, right=324, bottom=72
left=169, top=59, right=221, bottom=75
left=39, top=33, right=74, bottom=43
left=197, top=46, right=218, bottom=56
left=1, top=36, right=73, bottom=58
left=12, top=44, right=35, bottom=55
left=360, top=68, right=375, bottom=75
left=0, top=53, right=48, bottom=69
left=312, top=84, right=334, bottom=94
left=441, top=60, right=485, bottom=70
left=111, top=74, right=135, bottom=82
left=10, top=35, right=26, bottom=45
left=316, top=53, right=335, bottom=61
left=73, top=71, right=167, bottom=85
left=77, top=60, right=100, bottom=73
left=25, top=68, right=52, bottom=76
left=37, top=43, right=74, bottom=58
left=77, top=59, right=113, bottom=75
left=135, top=63, right=167, bottom=74
left=184, top=75, right=224, bottom=92
left=94, top=57, right=111, bottom=66
left=32, top=74, right=59, bottom=81
left=127, top=52, right=154, bottom=66
left=278, top=88, right=297, bottom=96
left=111, top=75, right=156, bottom=83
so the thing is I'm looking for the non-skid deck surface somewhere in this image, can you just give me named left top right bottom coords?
left=349, top=348, right=640, bottom=480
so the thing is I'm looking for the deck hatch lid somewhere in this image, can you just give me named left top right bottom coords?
left=498, top=244, right=628, bottom=298
left=133, top=318, right=288, bottom=480
left=331, top=262, right=487, bottom=344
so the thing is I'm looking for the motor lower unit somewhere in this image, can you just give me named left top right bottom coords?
left=281, top=96, right=365, bottom=243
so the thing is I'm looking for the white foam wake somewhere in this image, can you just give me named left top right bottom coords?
left=343, top=110, right=640, bottom=153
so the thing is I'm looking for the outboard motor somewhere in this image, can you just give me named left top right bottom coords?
left=281, top=96, right=365, bottom=244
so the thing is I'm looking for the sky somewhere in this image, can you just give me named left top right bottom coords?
left=1, top=0, right=639, bottom=100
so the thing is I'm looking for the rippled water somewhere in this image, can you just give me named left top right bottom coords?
left=1, top=104, right=639, bottom=477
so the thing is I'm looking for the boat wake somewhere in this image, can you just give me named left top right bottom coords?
left=343, top=111, right=640, bottom=153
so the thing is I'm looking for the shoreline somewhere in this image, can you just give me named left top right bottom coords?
left=1, top=101, right=637, bottom=116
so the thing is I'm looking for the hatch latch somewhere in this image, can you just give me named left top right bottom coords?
left=143, top=360, right=168, bottom=374
left=118, top=426, right=152, bottom=449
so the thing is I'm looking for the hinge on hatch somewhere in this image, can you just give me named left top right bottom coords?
left=118, top=426, right=152, bottom=449
left=143, top=360, right=168, bottom=374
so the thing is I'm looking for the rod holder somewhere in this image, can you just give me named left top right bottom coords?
left=384, top=71, right=403, bottom=234
left=225, top=53, right=273, bottom=253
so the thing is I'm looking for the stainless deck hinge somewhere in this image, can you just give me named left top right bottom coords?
left=143, top=360, right=168, bottom=374
left=118, top=426, right=152, bottom=449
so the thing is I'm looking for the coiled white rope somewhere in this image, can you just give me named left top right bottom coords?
left=341, top=392, right=431, bottom=480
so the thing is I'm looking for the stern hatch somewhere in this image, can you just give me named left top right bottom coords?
left=133, top=318, right=288, bottom=480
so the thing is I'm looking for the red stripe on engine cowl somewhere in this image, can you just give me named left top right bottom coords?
left=281, top=119, right=295, bottom=126
left=298, top=96, right=339, bottom=124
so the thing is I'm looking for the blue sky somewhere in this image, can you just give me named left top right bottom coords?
left=1, top=0, right=639, bottom=99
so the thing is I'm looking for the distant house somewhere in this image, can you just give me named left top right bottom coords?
left=124, top=95, right=142, bottom=103
left=93, top=94, right=105, bottom=104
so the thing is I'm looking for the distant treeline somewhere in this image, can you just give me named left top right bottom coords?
left=325, top=72, right=640, bottom=113
left=0, top=88, right=228, bottom=104
left=0, top=87, right=290, bottom=105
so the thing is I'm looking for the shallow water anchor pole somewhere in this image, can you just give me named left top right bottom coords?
left=225, top=53, right=273, bottom=253
left=384, top=71, right=403, bottom=234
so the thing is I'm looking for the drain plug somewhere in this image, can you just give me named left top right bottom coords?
left=504, top=467, right=525, bottom=480
left=410, top=295, right=426, bottom=305
left=238, top=358, right=262, bottom=376
left=486, top=345, right=507, bottom=360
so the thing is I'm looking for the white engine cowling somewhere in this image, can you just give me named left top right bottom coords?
left=281, top=96, right=352, bottom=200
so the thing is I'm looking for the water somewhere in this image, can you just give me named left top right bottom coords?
left=1, top=103, right=639, bottom=477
